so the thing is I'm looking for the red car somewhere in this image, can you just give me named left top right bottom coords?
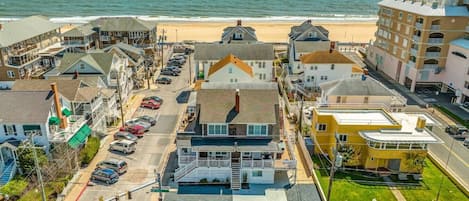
left=140, top=100, right=161, bottom=109
left=119, top=125, right=145, bottom=137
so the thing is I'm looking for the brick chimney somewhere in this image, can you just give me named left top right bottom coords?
left=237, top=20, right=242, bottom=26
left=50, top=83, right=67, bottom=129
left=235, top=89, right=240, bottom=113
left=0, top=24, right=2, bottom=31
left=329, top=41, right=336, bottom=53
left=306, top=19, right=312, bottom=24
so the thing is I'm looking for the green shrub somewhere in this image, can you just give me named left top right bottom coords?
left=200, top=178, right=208, bottom=183
left=212, top=178, right=220, bottom=183
left=79, top=136, right=100, bottom=165
left=0, top=176, right=28, bottom=197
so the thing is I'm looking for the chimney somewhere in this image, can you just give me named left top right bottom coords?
left=329, top=41, right=336, bottom=53
left=0, top=24, right=2, bottom=31
left=235, top=89, right=240, bottom=113
left=237, top=20, right=242, bottom=26
left=306, top=19, right=312, bottom=24
left=50, top=83, right=67, bottom=129
left=415, top=116, right=426, bottom=131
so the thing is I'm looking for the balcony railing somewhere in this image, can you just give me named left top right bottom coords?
left=425, top=52, right=440, bottom=58
left=62, top=40, right=92, bottom=46
left=427, top=38, right=444, bottom=44
left=410, top=48, right=418, bottom=56
left=423, top=64, right=439, bottom=69
left=412, top=35, right=421, bottom=42
left=430, top=25, right=440, bottom=31
left=242, top=159, right=274, bottom=168
left=100, top=36, right=110, bottom=41
left=407, top=60, right=416, bottom=68
left=197, top=159, right=230, bottom=168
left=10, top=44, right=39, bottom=56
left=415, top=22, right=423, bottom=29
left=179, top=155, right=196, bottom=165
left=49, top=115, right=87, bottom=142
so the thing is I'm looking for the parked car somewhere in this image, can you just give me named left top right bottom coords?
left=445, top=125, right=468, bottom=135
left=137, top=115, right=157, bottom=126
left=463, top=102, right=469, bottom=109
left=164, top=66, right=181, bottom=73
left=96, top=159, right=128, bottom=175
left=113, top=131, right=138, bottom=142
left=167, top=61, right=183, bottom=67
left=155, top=77, right=172, bottom=84
left=463, top=137, right=469, bottom=147
left=160, top=69, right=179, bottom=76
left=141, top=99, right=161, bottom=109
left=91, top=168, right=119, bottom=184
left=125, top=118, right=151, bottom=131
left=119, top=125, right=145, bottom=137
left=109, top=140, right=137, bottom=154
left=143, top=96, right=163, bottom=103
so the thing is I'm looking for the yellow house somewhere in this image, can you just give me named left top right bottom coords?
left=311, top=108, right=442, bottom=174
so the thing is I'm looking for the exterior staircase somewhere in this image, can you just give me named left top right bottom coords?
left=174, top=160, right=197, bottom=182
left=0, top=160, right=16, bottom=186
left=231, top=161, right=241, bottom=190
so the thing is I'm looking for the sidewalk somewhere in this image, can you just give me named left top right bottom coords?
left=64, top=94, right=145, bottom=201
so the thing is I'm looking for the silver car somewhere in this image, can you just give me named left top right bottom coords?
left=125, top=118, right=151, bottom=132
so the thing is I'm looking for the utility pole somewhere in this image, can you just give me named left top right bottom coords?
left=327, top=134, right=342, bottom=201
left=30, top=135, right=47, bottom=201
left=146, top=65, right=151, bottom=89
left=159, top=29, right=167, bottom=69
left=117, top=70, right=125, bottom=126
left=157, top=172, right=163, bottom=201
left=188, top=49, right=192, bottom=85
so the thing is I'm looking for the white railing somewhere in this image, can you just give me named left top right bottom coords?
left=241, top=159, right=274, bottom=168
left=430, top=25, right=440, bottom=31
left=425, top=52, right=440, bottom=58
left=415, top=22, right=423, bottom=29
left=50, top=115, right=87, bottom=142
left=410, top=48, right=418, bottom=56
left=179, top=155, right=196, bottom=165
left=197, top=159, right=230, bottom=168
left=423, top=64, right=439, bottom=69
left=100, top=36, right=110, bottom=41
left=274, top=159, right=297, bottom=170
left=407, top=61, right=416, bottom=68
left=91, top=98, right=103, bottom=112
left=427, top=38, right=443, bottom=44
left=412, top=35, right=421, bottom=42
left=174, top=159, right=197, bottom=181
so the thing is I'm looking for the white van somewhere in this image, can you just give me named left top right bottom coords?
left=463, top=137, right=469, bottom=147
left=109, top=140, right=136, bottom=154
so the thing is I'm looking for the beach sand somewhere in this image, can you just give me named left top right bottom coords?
left=156, top=21, right=377, bottom=43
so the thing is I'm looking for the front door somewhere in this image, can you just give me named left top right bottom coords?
left=388, top=159, right=401, bottom=171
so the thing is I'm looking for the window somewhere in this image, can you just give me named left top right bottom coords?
left=230, top=79, right=234, bottom=83
left=208, top=152, right=228, bottom=159
left=316, top=123, right=327, bottom=131
left=451, top=51, right=467, bottom=59
left=405, top=26, right=410, bottom=35
left=393, top=46, right=398, bottom=55
left=324, top=76, right=328, bottom=80
left=402, top=39, right=408, bottom=47
left=310, top=66, right=314, bottom=70
left=23, top=125, right=42, bottom=136
left=338, top=134, right=348, bottom=142
left=364, top=96, right=369, bottom=104
left=6, top=71, right=15, bottom=78
left=3, top=125, right=17, bottom=135
left=336, top=96, right=341, bottom=103
left=394, top=35, right=399, bottom=43
left=243, top=152, right=251, bottom=158
left=407, top=14, right=413, bottom=23
left=229, top=67, right=233, bottom=73
left=401, top=51, right=406, bottom=59
left=397, top=23, right=401, bottom=31
left=331, top=64, right=335, bottom=70
left=248, top=124, right=268, bottom=136
left=398, top=12, right=403, bottom=20
left=262, top=62, right=266, bottom=68
left=252, top=170, right=263, bottom=177
left=263, top=74, right=266, bottom=80
left=207, top=124, right=227, bottom=135
left=80, top=63, right=85, bottom=69
left=320, top=76, right=324, bottom=80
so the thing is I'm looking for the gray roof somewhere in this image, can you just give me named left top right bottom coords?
left=62, top=24, right=95, bottom=37
left=12, top=79, right=83, bottom=101
left=293, top=40, right=331, bottom=54
left=289, top=20, right=329, bottom=41
left=201, top=82, right=277, bottom=90
left=90, top=17, right=155, bottom=32
left=103, top=43, right=145, bottom=65
left=197, top=88, right=279, bottom=124
left=0, top=16, right=60, bottom=48
left=75, top=87, right=100, bottom=102
left=0, top=91, right=53, bottom=124
left=57, top=53, right=115, bottom=75
left=222, top=25, right=257, bottom=42
left=194, top=43, right=274, bottom=60
left=320, top=77, right=394, bottom=96
left=50, top=76, right=105, bottom=88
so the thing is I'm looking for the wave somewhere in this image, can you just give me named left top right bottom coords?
left=0, top=15, right=378, bottom=24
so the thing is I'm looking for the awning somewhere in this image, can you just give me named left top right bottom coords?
left=49, top=117, right=60, bottom=125
left=62, top=108, right=72, bottom=117
left=68, top=124, right=92, bottom=149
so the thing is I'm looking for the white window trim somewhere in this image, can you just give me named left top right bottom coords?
left=247, top=124, right=268, bottom=136
left=316, top=123, right=327, bottom=132
left=6, top=70, right=15, bottom=78
left=338, top=134, right=348, bottom=143
left=207, top=123, right=228, bottom=136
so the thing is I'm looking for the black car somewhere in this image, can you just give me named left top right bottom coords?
left=143, top=96, right=163, bottom=104
left=163, top=67, right=181, bottom=73
left=155, top=77, right=172, bottom=84
left=167, top=61, right=183, bottom=67
left=137, top=115, right=157, bottom=126
left=161, top=70, right=179, bottom=76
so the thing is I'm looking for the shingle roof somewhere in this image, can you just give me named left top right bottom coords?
left=57, top=53, right=115, bottom=75
left=51, top=76, right=104, bottom=87
left=62, top=24, right=95, bottom=37
left=208, top=54, right=253, bottom=77
left=320, top=77, right=394, bottom=96
left=194, top=43, right=274, bottom=60
left=90, top=17, right=155, bottom=32
left=100, top=88, right=116, bottom=98
left=103, top=43, right=145, bottom=65
left=11, top=80, right=83, bottom=101
left=289, top=20, right=329, bottom=41
left=75, top=87, right=100, bottom=102
left=0, top=15, right=60, bottom=48
left=222, top=25, right=257, bottom=42
left=0, top=91, right=53, bottom=124
left=201, top=82, right=278, bottom=90
left=300, top=50, right=354, bottom=64
left=293, top=40, right=331, bottom=54
left=197, top=88, right=279, bottom=124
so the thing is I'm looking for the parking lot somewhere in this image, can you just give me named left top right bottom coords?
left=79, top=52, right=193, bottom=201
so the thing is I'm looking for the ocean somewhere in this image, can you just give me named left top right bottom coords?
left=0, top=0, right=380, bottom=23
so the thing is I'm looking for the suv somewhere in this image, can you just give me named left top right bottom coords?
left=91, top=168, right=119, bottom=184
left=96, top=159, right=128, bottom=174
left=113, top=131, right=138, bottom=142
left=119, top=125, right=145, bottom=137
left=445, top=125, right=468, bottom=135
left=109, top=140, right=137, bottom=154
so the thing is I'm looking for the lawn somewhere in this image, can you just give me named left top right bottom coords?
left=400, top=159, right=468, bottom=201
left=312, top=156, right=397, bottom=201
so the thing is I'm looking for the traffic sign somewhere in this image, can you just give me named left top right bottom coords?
left=151, top=186, right=170, bottom=193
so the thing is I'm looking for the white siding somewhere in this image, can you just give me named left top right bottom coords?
left=207, top=63, right=257, bottom=83
left=303, top=63, right=353, bottom=88
left=441, top=44, right=469, bottom=103
left=178, top=167, right=231, bottom=183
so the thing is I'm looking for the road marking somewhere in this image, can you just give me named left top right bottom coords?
left=440, top=143, right=469, bottom=167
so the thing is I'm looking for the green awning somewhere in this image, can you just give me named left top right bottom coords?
left=49, top=117, right=60, bottom=125
left=62, top=108, right=72, bottom=117
left=68, top=124, right=92, bottom=149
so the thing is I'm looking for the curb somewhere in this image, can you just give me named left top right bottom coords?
left=428, top=151, right=469, bottom=197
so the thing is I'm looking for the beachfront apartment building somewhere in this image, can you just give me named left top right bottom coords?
left=221, top=20, right=258, bottom=44
left=0, top=16, right=63, bottom=88
left=194, top=43, right=275, bottom=82
left=439, top=38, right=469, bottom=104
left=288, top=20, right=331, bottom=74
left=299, top=50, right=361, bottom=89
left=62, top=24, right=98, bottom=52
left=0, top=85, right=94, bottom=184
left=175, top=83, right=295, bottom=189
left=318, top=77, right=407, bottom=111
left=206, top=54, right=259, bottom=83
left=310, top=108, right=442, bottom=174
left=367, top=0, right=469, bottom=92
left=44, top=52, right=133, bottom=105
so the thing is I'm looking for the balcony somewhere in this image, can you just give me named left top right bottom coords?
left=100, top=36, right=110, bottom=41
left=61, top=40, right=92, bottom=47
left=197, top=158, right=230, bottom=168
left=49, top=115, right=87, bottom=142
left=407, top=60, right=416, bottom=68
left=415, top=22, right=423, bottom=29
left=412, top=35, right=421, bottom=42
left=430, top=25, right=440, bottom=31
left=425, top=52, right=440, bottom=58
left=427, top=38, right=444, bottom=44
left=242, top=159, right=274, bottom=168
left=9, top=44, right=39, bottom=56
left=423, top=64, right=439, bottom=69
left=410, top=48, right=418, bottom=56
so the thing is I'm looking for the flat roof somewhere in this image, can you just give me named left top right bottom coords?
left=317, top=109, right=395, bottom=125
left=359, top=113, right=442, bottom=143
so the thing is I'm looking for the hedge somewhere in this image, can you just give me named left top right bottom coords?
left=79, top=136, right=100, bottom=166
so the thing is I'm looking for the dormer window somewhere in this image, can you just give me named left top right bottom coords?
left=308, top=32, right=318, bottom=38
left=233, top=31, right=243, bottom=40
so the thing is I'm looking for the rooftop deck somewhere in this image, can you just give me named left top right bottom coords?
left=317, top=109, right=396, bottom=125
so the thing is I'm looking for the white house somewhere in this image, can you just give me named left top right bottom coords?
left=319, top=77, right=407, bottom=111
left=440, top=38, right=469, bottom=104
left=300, top=50, right=357, bottom=89
left=44, top=52, right=133, bottom=105
left=288, top=20, right=331, bottom=74
left=221, top=20, right=258, bottom=44
left=206, top=54, right=258, bottom=83
left=194, top=44, right=274, bottom=82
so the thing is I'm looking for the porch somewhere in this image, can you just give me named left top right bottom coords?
left=49, top=115, right=91, bottom=148
left=0, top=140, right=20, bottom=185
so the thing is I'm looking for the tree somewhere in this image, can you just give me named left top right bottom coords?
left=17, top=145, right=48, bottom=175
left=405, top=152, right=426, bottom=173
